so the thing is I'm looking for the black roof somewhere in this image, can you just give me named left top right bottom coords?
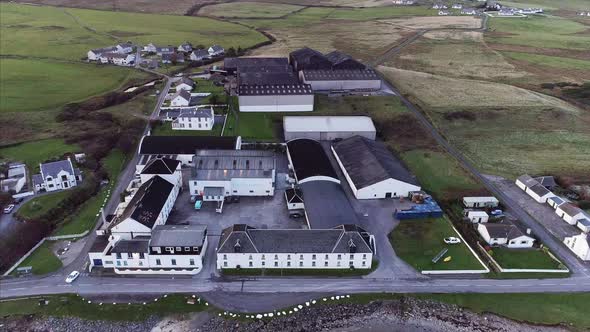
left=325, top=51, right=366, bottom=70
left=141, top=157, right=180, bottom=175
left=109, top=239, right=150, bottom=254
left=238, top=71, right=299, bottom=86
left=238, top=84, right=313, bottom=96
left=139, top=136, right=238, bottom=155
left=224, top=57, right=289, bottom=71
left=289, top=47, right=333, bottom=71
left=300, top=181, right=359, bottom=229
left=113, top=176, right=174, bottom=229
left=285, top=188, right=303, bottom=204
left=302, top=69, right=379, bottom=81
left=89, top=235, right=110, bottom=253
left=333, top=136, right=419, bottom=188
left=286, top=139, right=338, bottom=182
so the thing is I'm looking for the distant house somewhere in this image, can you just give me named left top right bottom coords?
left=477, top=222, right=535, bottom=248
left=156, top=46, right=176, bottom=56
left=171, top=107, right=214, bottom=131
left=461, top=8, right=477, bottom=15
left=463, top=196, right=499, bottom=208
left=87, top=46, right=117, bottom=61
left=178, top=42, right=193, bottom=53
left=0, top=163, right=27, bottom=194
left=432, top=3, right=447, bottom=9
left=438, top=10, right=450, bottom=15
left=452, top=3, right=463, bottom=9
left=498, top=9, right=515, bottom=16
left=99, top=53, right=135, bottom=66
left=33, top=158, right=82, bottom=193
left=555, top=203, right=589, bottom=226
left=116, top=42, right=133, bottom=54
left=564, top=233, right=590, bottom=261
left=208, top=45, right=225, bottom=57
left=515, top=174, right=555, bottom=203
left=392, top=0, right=414, bottom=4
left=190, top=49, right=210, bottom=61
left=143, top=43, right=157, bottom=53
left=170, top=90, right=191, bottom=107
left=175, top=77, right=195, bottom=91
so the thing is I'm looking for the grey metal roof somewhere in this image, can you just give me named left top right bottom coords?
left=141, top=157, right=180, bottom=175
left=238, top=84, right=313, bottom=96
left=238, top=71, right=298, bottom=86
left=333, top=136, right=419, bottom=188
left=224, top=57, right=289, bottom=71
left=302, top=69, right=379, bottom=81
left=177, top=106, right=213, bottom=119
left=89, top=235, right=110, bottom=253
left=109, top=239, right=150, bottom=254
left=40, top=159, right=75, bottom=179
left=300, top=181, right=359, bottom=229
left=324, top=51, right=366, bottom=70
left=150, top=224, right=207, bottom=247
left=218, top=224, right=372, bottom=254
left=517, top=174, right=536, bottom=187
left=191, top=49, right=209, bottom=58
left=177, top=77, right=194, bottom=87
left=203, top=186, right=224, bottom=196
left=139, top=136, right=239, bottom=155
left=32, top=174, right=43, bottom=187
left=172, top=89, right=191, bottom=102
left=529, top=183, right=551, bottom=197
left=192, top=150, right=275, bottom=180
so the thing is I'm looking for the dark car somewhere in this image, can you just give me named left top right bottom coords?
left=13, top=197, right=24, bottom=204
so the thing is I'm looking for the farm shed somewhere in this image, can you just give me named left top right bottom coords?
left=556, top=203, right=590, bottom=226
left=462, top=196, right=499, bottom=208
left=516, top=174, right=556, bottom=203
left=237, top=84, right=314, bottom=113
left=300, top=69, right=381, bottom=92
left=577, top=219, right=590, bottom=233
left=331, top=136, right=420, bottom=200
left=283, top=116, right=376, bottom=141
left=466, top=210, right=489, bottom=223
left=547, top=196, right=567, bottom=210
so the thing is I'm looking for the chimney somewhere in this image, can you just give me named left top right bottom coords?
left=234, top=239, right=241, bottom=253
left=526, top=228, right=532, bottom=235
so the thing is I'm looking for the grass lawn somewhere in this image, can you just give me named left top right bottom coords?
left=390, top=217, right=484, bottom=271
left=16, top=191, right=71, bottom=221
left=0, top=294, right=207, bottom=321
left=501, top=51, right=590, bottom=70
left=199, top=2, right=304, bottom=18
left=491, top=247, right=566, bottom=270
left=223, top=111, right=276, bottom=141
left=0, top=138, right=78, bottom=171
left=152, top=121, right=223, bottom=136
left=101, top=149, right=127, bottom=180
left=14, top=241, right=62, bottom=275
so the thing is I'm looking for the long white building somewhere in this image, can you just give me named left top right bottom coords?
left=171, top=107, right=214, bottom=131
left=283, top=116, right=376, bottom=141
left=564, top=233, right=590, bottom=261
left=217, top=224, right=375, bottom=270
left=238, top=84, right=314, bottom=112
left=189, top=150, right=276, bottom=201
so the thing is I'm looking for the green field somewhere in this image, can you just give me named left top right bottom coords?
left=495, top=0, right=590, bottom=11
left=501, top=51, right=590, bottom=70
left=0, top=138, right=78, bottom=170
left=491, top=248, right=565, bottom=270
left=14, top=241, right=62, bottom=275
left=224, top=111, right=276, bottom=141
left=200, top=2, right=304, bottom=18
left=487, top=16, right=590, bottom=51
left=16, top=190, right=70, bottom=221
left=390, top=217, right=484, bottom=271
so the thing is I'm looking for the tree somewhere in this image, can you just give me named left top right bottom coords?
left=226, top=47, right=237, bottom=57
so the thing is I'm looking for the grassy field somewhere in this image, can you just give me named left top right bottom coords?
left=224, top=111, right=276, bottom=141
left=491, top=248, right=565, bottom=270
left=390, top=217, right=484, bottom=271
left=492, top=0, right=590, bottom=11
left=16, top=191, right=71, bottom=221
left=501, top=51, right=590, bottom=70
left=199, top=2, right=304, bottom=18
left=14, top=241, right=62, bottom=275
left=0, top=139, right=78, bottom=171
left=152, top=122, right=223, bottom=136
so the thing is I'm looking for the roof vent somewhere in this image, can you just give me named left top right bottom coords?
left=348, top=238, right=357, bottom=253
left=234, top=239, right=242, bottom=253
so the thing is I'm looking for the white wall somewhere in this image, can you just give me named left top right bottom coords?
left=564, top=234, right=590, bottom=261
left=238, top=95, right=314, bottom=113
left=302, top=78, right=381, bottom=92
left=217, top=252, right=373, bottom=270
left=189, top=176, right=274, bottom=197
left=506, top=235, right=535, bottom=248
left=555, top=206, right=579, bottom=225
left=172, top=116, right=213, bottom=131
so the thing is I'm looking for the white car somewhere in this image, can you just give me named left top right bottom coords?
left=444, top=237, right=461, bottom=244
left=65, top=270, right=80, bottom=283
left=3, top=204, right=15, bottom=214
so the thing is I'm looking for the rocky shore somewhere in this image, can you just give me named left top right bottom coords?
left=1, top=297, right=568, bottom=332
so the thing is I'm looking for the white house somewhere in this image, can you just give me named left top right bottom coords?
left=87, top=46, right=117, bottom=60
left=208, top=45, right=225, bottom=57
left=563, top=233, right=590, bottom=261
left=139, top=157, right=182, bottom=188
left=498, top=9, right=515, bottom=16
left=99, top=53, right=135, bottom=66
left=285, top=187, right=304, bottom=211
left=466, top=210, right=489, bottom=223
left=463, top=196, right=499, bottom=208
left=190, top=49, right=210, bottom=61
left=547, top=196, right=567, bottom=210
left=143, top=43, right=157, bottom=53
left=175, top=77, right=195, bottom=91
left=170, top=90, right=191, bottom=107
left=438, top=10, right=450, bottom=16
left=178, top=42, right=193, bottom=53
left=116, top=43, right=133, bottom=54
left=88, top=224, right=208, bottom=275
left=452, top=3, right=463, bottom=9
left=171, top=107, right=214, bottom=131
left=217, top=224, right=375, bottom=270
left=331, top=136, right=420, bottom=199
left=515, top=174, right=555, bottom=203
left=462, top=8, right=477, bottom=15
left=156, top=46, right=176, bottom=55
left=577, top=219, right=590, bottom=233
left=432, top=3, right=447, bottom=9
left=189, top=150, right=276, bottom=201
left=477, top=222, right=535, bottom=248
left=32, top=159, right=82, bottom=193
left=555, top=203, right=589, bottom=226
left=109, top=175, right=179, bottom=239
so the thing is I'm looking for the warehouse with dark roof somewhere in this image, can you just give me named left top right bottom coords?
left=286, top=139, right=339, bottom=184
left=332, top=136, right=421, bottom=199
left=138, top=135, right=241, bottom=165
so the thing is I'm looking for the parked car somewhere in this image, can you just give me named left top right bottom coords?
left=444, top=237, right=461, bottom=244
left=13, top=197, right=24, bottom=204
left=65, top=271, right=80, bottom=283
left=3, top=204, right=15, bottom=214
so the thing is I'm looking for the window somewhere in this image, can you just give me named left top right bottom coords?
left=521, top=240, right=528, bottom=244
left=362, top=254, right=367, bottom=260
left=287, top=254, right=291, bottom=260
left=249, top=261, right=253, bottom=267
left=123, top=261, right=128, bottom=266
left=262, top=261, right=265, bottom=266
left=337, top=254, right=341, bottom=260
left=312, top=254, right=316, bottom=260
left=156, top=259, right=161, bottom=265
left=299, top=261, right=303, bottom=267
left=350, top=254, right=354, bottom=260
left=139, top=253, right=145, bottom=259
left=116, top=253, right=122, bottom=259
left=287, top=261, right=291, bottom=267
left=312, top=261, right=316, bottom=267
left=188, top=123, right=192, bottom=128
left=362, top=261, right=366, bottom=266
left=128, top=253, right=133, bottom=259
left=274, top=261, right=278, bottom=267
left=324, top=261, right=328, bottom=267
left=274, top=254, right=278, bottom=260
left=139, top=261, right=143, bottom=266
left=249, top=190, right=254, bottom=193
left=171, top=259, right=177, bottom=266
left=223, top=254, right=227, bottom=260
left=337, top=261, right=341, bottom=267
left=116, top=261, right=121, bottom=266
left=299, top=254, right=303, bottom=260
left=248, top=255, right=253, bottom=260
left=262, top=254, right=266, bottom=260
left=189, top=259, right=195, bottom=266
left=166, top=247, right=174, bottom=252
left=176, top=247, right=181, bottom=251
left=224, top=261, right=228, bottom=267
left=61, top=175, right=67, bottom=181
left=325, top=254, right=329, bottom=260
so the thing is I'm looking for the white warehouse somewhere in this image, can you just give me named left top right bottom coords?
left=300, top=69, right=382, bottom=92
left=238, top=84, right=314, bottom=112
left=283, top=116, right=376, bottom=141
left=331, top=136, right=420, bottom=199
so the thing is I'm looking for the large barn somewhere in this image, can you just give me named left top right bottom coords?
left=138, top=135, right=241, bottom=166
left=331, top=136, right=421, bottom=199
left=300, top=69, right=382, bottom=91
left=237, top=84, right=314, bottom=112
left=283, top=116, right=376, bottom=141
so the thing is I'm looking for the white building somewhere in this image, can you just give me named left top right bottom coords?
left=32, top=159, right=82, bottom=193
left=88, top=224, right=208, bottom=275
left=190, top=49, right=210, bottom=61
left=332, top=136, right=420, bottom=199
left=217, top=224, right=375, bottom=270
left=189, top=150, right=276, bottom=201
left=170, top=90, right=191, bottom=107
left=555, top=203, right=589, bottom=226
left=175, top=77, right=195, bottom=91
left=171, top=107, right=214, bottom=131
left=299, top=69, right=382, bottom=92
left=238, top=84, right=314, bottom=112
left=466, top=210, right=489, bottom=223
left=116, top=43, right=133, bottom=54
left=99, top=53, right=135, bottom=66
left=438, top=10, right=450, bottom=15
left=139, top=157, right=182, bottom=189
left=563, top=233, right=590, bottom=261
left=516, top=174, right=555, bottom=203
left=283, top=116, right=376, bottom=141
left=285, top=188, right=304, bottom=211
left=208, top=45, right=225, bottom=57
left=463, top=196, right=499, bottom=208
left=109, top=175, right=179, bottom=239
left=477, top=222, right=535, bottom=248
left=87, top=46, right=117, bottom=61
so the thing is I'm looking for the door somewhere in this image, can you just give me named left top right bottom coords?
left=93, top=259, right=103, bottom=266
left=385, top=192, right=392, bottom=198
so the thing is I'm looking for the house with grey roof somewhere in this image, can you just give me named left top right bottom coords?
left=171, top=106, right=214, bottom=131
left=477, top=221, right=535, bottom=248
left=217, top=224, right=375, bottom=270
left=87, top=46, right=117, bottom=61
left=332, top=136, right=421, bottom=199
left=208, top=45, right=225, bottom=57
left=515, top=174, right=556, bottom=203
left=178, top=42, right=193, bottom=53
left=33, top=158, right=81, bottom=193
left=190, top=49, right=210, bottom=61
left=175, top=77, right=195, bottom=91
left=170, top=89, right=192, bottom=107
